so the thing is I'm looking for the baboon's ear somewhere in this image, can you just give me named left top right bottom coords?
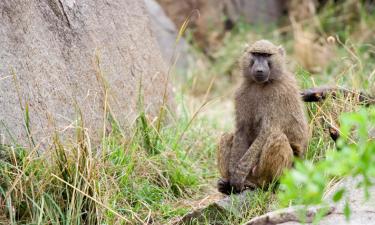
left=243, top=43, right=250, bottom=52
left=278, top=45, right=285, bottom=56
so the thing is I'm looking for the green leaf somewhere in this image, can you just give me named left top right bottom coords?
left=344, top=200, right=351, bottom=221
left=332, top=189, right=345, bottom=202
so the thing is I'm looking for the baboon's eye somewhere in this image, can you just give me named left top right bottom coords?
left=268, top=61, right=272, bottom=68
left=250, top=59, right=255, bottom=66
left=251, top=52, right=272, bottom=57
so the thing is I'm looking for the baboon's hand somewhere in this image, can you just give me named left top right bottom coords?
left=229, top=174, right=245, bottom=193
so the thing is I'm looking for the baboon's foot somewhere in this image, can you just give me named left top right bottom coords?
left=217, top=178, right=233, bottom=195
left=218, top=178, right=251, bottom=195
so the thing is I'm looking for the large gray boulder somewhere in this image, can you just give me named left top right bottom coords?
left=224, top=0, right=285, bottom=24
left=144, top=0, right=192, bottom=72
left=0, top=0, right=172, bottom=148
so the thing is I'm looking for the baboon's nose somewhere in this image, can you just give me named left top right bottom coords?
left=255, top=70, right=266, bottom=77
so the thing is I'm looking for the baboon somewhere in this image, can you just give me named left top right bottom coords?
left=217, top=40, right=309, bottom=194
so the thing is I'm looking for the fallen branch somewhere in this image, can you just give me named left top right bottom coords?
left=301, top=86, right=374, bottom=105
left=301, top=86, right=375, bottom=142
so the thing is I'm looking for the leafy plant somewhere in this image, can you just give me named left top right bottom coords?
left=279, top=107, right=375, bottom=219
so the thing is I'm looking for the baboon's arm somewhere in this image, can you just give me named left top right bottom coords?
left=290, top=143, right=304, bottom=158
left=229, top=126, right=249, bottom=175
left=230, top=128, right=269, bottom=190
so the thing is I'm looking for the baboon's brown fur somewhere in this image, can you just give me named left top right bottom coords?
left=217, top=40, right=309, bottom=194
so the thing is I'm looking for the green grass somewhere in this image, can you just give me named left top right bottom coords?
left=0, top=93, right=223, bottom=224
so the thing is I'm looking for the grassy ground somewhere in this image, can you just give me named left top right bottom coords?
left=1, top=2, right=375, bottom=225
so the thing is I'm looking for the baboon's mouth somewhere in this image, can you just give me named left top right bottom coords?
left=254, top=75, right=269, bottom=83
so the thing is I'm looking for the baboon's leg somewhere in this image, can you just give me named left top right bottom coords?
left=217, top=132, right=233, bottom=179
left=251, top=132, right=293, bottom=188
left=217, top=133, right=234, bottom=194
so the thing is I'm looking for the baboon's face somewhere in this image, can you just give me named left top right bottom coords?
left=248, top=53, right=272, bottom=83
left=242, top=40, right=285, bottom=84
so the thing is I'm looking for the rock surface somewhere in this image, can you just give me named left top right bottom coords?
left=0, top=0, right=172, bottom=147
left=177, top=177, right=375, bottom=225
left=244, top=205, right=335, bottom=225
left=144, top=0, right=192, bottom=72
left=175, top=190, right=257, bottom=225
left=224, top=0, right=286, bottom=25
left=254, top=178, right=375, bottom=225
